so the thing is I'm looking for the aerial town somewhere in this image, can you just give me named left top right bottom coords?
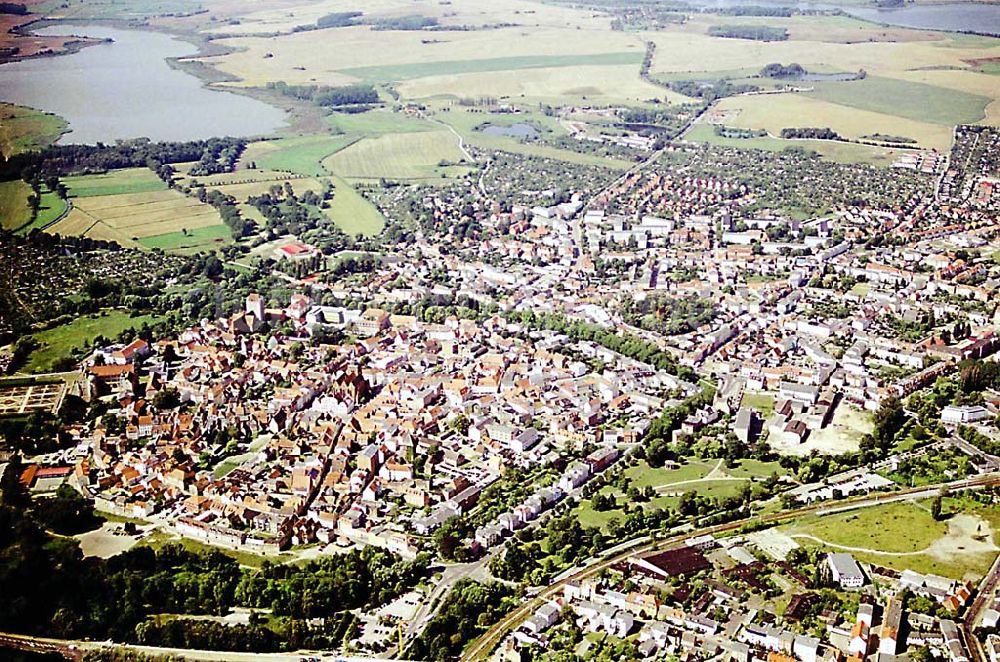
left=0, top=0, right=999, bottom=661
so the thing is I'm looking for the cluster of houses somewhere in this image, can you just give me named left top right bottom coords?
left=500, top=533, right=980, bottom=662
left=66, top=292, right=677, bottom=556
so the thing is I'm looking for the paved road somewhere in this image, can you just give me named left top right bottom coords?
left=460, top=472, right=1000, bottom=662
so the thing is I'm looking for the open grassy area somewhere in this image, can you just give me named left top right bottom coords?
left=64, top=168, right=168, bottom=198
left=785, top=500, right=999, bottom=580
left=623, top=460, right=715, bottom=490
left=0, top=180, right=32, bottom=230
left=0, top=103, right=67, bottom=156
left=24, top=311, right=162, bottom=373
left=327, top=110, right=439, bottom=136
left=787, top=501, right=946, bottom=553
left=326, top=177, right=386, bottom=236
left=249, top=135, right=358, bottom=177
left=323, top=130, right=470, bottom=181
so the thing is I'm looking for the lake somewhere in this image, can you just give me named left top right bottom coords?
left=481, top=123, right=541, bottom=140
left=686, top=0, right=1000, bottom=36
left=845, top=4, right=1000, bottom=36
left=0, top=24, right=287, bottom=145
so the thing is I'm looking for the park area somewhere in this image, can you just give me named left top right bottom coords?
left=22, top=311, right=161, bottom=374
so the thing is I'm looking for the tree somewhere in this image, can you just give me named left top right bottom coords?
left=930, top=495, right=943, bottom=521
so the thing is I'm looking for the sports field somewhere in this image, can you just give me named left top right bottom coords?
left=323, top=130, right=470, bottom=181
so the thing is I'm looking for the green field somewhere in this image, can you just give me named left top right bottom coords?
left=684, top=123, right=900, bottom=166
left=0, top=103, right=67, bottom=157
left=325, top=177, right=385, bottom=236
left=24, top=311, right=162, bottom=373
left=64, top=168, right=168, bottom=198
left=0, top=180, right=32, bottom=230
left=323, top=130, right=470, bottom=181
left=326, top=110, right=438, bottom=136
left=806, top=76, right=989, bottom=126
left=16, top=190, right=69, bottom=235
left=340, top=52, right=645, bottom=82
left=251, top=135, right=358, bottom=177
left=138, top=225, right=233, bottom=253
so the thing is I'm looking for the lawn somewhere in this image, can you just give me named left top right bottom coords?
left=138, top=225, right=233, bottom=253
left=0, top=103, right=67, bottom=156
left=805, top=76, right=989, bottom=126
left=250, top=135, right=358, bottom=177
left=726, top=459, right=785, bottom=479
left=741, top=392, right=776, bottom=418
left=64, top=168, right=167, bottom=198
left=324, top=177, right=385, bottom=236
left=0, top=180, right=32, bottom=230
left=340, top=52, right=645, bottom=82
left=24, top=311, right=162, bottom=373
left=650, top=479, right=749, bottom=511
left=624, top=460, right=715, bottom=490
left=323, top=130, right=469, bottom=181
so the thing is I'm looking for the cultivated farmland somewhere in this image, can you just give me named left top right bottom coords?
left=47, top=178, right=228, bottom=250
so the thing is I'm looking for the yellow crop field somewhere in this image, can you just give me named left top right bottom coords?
left=399, top=63, right=676, bottom=104
left=323, top=130, right=470, bottom=181
left=205, top=25, right=645, bottom=87
left=46, top=208, right=99, bottom=236
left=713, top=93, right=954, bottom=150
